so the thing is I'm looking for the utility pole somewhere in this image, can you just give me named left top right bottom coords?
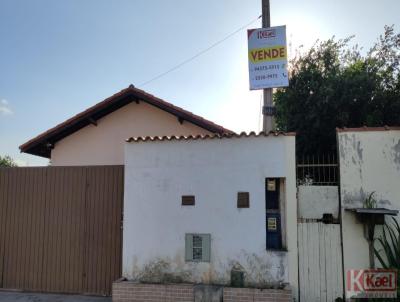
left=262, top=0, right=275, bottom=132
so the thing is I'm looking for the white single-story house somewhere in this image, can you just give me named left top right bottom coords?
left=18, top=86, right=297, bottom=301
left=122, top=131, right=298, bottom=294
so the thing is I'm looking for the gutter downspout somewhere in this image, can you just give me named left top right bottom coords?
left=336, top=131, right=346, bottom=301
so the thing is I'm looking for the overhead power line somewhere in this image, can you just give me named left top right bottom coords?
left=139, top=15, right=262, bottom=87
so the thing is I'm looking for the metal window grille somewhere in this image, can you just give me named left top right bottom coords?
left=192, top=235, right=203, bottom=261
left=296, top=154, right=338, bottom=186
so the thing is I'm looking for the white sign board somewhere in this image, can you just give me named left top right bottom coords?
left=247, top=25, right=288, bottom=90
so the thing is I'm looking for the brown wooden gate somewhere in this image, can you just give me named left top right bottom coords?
left=0, top=166, right=123, bottom=296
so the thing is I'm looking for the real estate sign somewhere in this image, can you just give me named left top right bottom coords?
left=247, top=25, right=288, bottom=90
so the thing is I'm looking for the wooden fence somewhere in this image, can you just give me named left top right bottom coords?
left=0, top=166, right=124, bottom=296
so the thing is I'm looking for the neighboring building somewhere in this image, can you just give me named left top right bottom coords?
left=337, top=127, right=400, bottom=287
left=19, top=85, right=231, bottom=166
left=296, top=126, right=400, bottom=301
left=122, top=132, right=298, bottom=294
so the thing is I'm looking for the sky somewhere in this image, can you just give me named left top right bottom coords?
left=0, top=0, right=399, bottom=166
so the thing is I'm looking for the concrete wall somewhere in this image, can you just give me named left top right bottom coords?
left=122, top=135, right=298, bottom=294
left=298, top=186, right=339, bottom=219
left=50, top=102, right=211, bottom=166
left=338, top=129, right=400, bottom=275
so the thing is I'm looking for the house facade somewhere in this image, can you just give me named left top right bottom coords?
left=122, top=132, right=298, bottom=294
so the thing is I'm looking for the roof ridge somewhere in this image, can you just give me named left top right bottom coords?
left=129, top=86, right=231, bottom=132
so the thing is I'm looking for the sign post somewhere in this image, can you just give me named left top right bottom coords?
left=262, top=0, right=273, bottom=133
left=251, top=0, right=289, bottom=132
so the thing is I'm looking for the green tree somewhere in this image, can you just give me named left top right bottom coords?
left=275, top=26, right=400, bottom=155
left=0, top=155, right=18, bottom=167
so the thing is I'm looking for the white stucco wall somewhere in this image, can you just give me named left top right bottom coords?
left=338, top=129, right=400, bottom=275
left=298, top=186, right=339, bottom=219
left=50, top=102, right=211, bottom=166
left=123, top=135, right=298, bottom=293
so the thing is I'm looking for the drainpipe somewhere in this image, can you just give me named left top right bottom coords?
left=336, top=131, right=346, bottom=301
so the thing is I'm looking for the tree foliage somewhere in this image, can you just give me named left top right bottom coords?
left=275, top=26, right=400, bottom=155
left=0, top=155, right=18, bottom=167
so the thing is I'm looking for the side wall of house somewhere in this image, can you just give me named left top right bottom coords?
left=338, top=130, right=400, bottom=276
left=50, top=102, right=211, bottom=166
left=122, top=136, right=298, bottom=293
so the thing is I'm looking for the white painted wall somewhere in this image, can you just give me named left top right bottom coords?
left=50, top=102, right=211, bottom=166
left=338, top=129, right=400, bottom=277
left=298, top=186, right=339, bottom=219
left=123, top=135, right=298, bottom=294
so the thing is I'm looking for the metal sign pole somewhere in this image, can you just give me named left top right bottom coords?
left=262, top=0, right=275, bottom=132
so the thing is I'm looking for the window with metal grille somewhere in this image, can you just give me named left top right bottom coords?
left=192, top=235, right=202, bottom=260
left=185, top=234, right=210, bottom=262
left=296, top=154, right=338, bottom=186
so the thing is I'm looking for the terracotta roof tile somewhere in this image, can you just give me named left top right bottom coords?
left=126, top=131, right=295, bottom=143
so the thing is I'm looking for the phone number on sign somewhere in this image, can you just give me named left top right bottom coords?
left=255, top=74, right=278, bottom=80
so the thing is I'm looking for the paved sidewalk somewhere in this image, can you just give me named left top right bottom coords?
left=0, top=291, right=111, bottom=302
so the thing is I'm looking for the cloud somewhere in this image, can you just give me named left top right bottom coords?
left=0, top=99, right=13, bottom=115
